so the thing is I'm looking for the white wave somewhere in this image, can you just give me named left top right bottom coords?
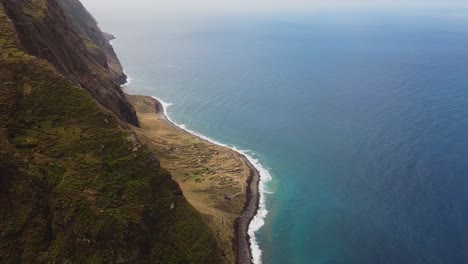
left=245, top=155, right=272, bottom=264
left=151, top=95, right=272, bottom=264
left=122, top=71, right=133, bottom=86
left=110, top=37, right=133, bottom=87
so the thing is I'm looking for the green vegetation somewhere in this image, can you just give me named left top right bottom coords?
left=23, top=0, right=48, bottom=21
left=0, top=3, right=221, bottom=263
left=83, top=38, right=103, bottom=57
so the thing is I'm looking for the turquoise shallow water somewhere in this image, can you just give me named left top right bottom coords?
left=98, top=11, right=468, bottom=263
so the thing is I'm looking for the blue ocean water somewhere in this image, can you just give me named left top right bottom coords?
left=101, top=11, right=468, bottom=263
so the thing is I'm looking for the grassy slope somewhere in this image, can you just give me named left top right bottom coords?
left=127, top=95, right=251, bottom=264
left=0, top=4, right=220, bottom=263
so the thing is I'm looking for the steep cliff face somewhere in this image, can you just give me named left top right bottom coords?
left=55, top=0, right=127, bottom=83
left=0, top=0, right=138, bottom=126
left=0, top=1, right=221, bottom=263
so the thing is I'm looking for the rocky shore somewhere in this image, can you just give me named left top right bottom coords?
left=233, top=161, right=260, bottom=264
left=127, top=95, right=260, bottom=264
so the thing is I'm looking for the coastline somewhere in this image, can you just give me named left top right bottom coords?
left=125, top=92, right=265, bottom=263
left=116, top=41, right=266, bottom=264
left=151, top=97, right=261, bottom=264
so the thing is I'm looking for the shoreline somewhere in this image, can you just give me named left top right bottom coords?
left=115, top=41, right=266, bottom=262
left=113, top=38, right=265, bottom=263
left=150, top=96, right=261, bottom=264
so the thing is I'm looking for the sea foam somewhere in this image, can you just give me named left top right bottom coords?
left=114, top=35, right=269, bottom=262
left=152, top=95, right=271, bottom=264
left=122, top=71, right=133, bottom=86
left=109, top=41, right=133, bottom=87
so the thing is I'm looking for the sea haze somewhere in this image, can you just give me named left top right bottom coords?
left=100, top=11, right=468, bottom=263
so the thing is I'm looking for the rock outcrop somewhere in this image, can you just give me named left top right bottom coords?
left=1, top=0, right=138, bottom=126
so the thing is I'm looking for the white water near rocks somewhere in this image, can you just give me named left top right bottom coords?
left=152, top=95, right=272, bottom=264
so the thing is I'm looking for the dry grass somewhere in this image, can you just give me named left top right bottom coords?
left=128, top=95, right=250, bottom=263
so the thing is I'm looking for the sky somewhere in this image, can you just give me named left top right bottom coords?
left=81, top=0, right=468, bottom=17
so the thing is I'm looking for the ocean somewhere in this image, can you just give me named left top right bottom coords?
left=97, top=11, right=468, bottom=263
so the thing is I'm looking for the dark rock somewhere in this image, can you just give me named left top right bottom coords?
left=1, top=0, right=139, bottom=126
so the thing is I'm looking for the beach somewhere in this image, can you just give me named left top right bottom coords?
left=126, top=94, right=261, bottom=264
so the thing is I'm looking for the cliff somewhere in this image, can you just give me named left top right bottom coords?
left=0, top=1, right=223, bottom=263
left=55, top=0, right=127, bottom=84
left=0, top=0, right=138, bottom=126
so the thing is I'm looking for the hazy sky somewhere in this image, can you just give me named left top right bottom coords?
left=81, top=0, right=468, bottom=16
